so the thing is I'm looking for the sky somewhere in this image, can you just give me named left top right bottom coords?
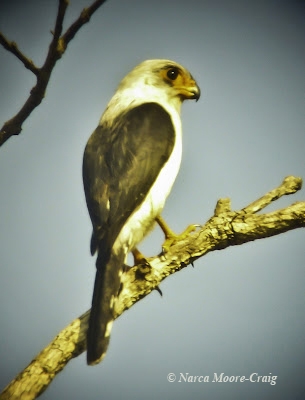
left=0, top=0, right=304, bottom=399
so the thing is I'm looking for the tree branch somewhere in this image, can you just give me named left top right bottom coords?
left=52, top=0, right=68, bottom=43
left=0, top=0, right=107, bottom=147
left=1, top=176, right=304, bottom=400
left=0, top=32, right=39, bottom=75
left=61, top=0, right=108, bottom=46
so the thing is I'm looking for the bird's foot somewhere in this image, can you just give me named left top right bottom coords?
left=161, top=224, right=199, bottom=253
left=156, top=215, right=199, bottom=253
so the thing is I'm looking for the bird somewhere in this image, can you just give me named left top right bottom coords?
left=83, top=59, right=200, bottom=365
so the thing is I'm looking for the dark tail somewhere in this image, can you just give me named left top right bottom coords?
left=87, top=250, right=124, bottom=365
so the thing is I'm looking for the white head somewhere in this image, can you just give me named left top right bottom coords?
left=101, top=59, right=200, bottom=124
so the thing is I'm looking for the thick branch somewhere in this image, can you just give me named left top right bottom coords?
left=1, top=176, right=304, bottom=400
left=0, top=0, right=107, bottom=147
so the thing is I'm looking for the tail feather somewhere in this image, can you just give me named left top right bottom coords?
left=87, top=250, right=124, bottom=365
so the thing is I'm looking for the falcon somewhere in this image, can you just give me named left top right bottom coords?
left=83, top=59, right=200, bottom=365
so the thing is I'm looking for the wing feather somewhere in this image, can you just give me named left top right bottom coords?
left=82, top=102, right=175, bottom=262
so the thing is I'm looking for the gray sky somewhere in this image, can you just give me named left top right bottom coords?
left=0, top=0, right=304, bottom=399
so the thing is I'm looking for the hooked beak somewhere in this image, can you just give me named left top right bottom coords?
left=181, top=81, right=201, bottom=102
left=190, top=84, right=201, bottom=101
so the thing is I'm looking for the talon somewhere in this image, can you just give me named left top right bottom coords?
left=155, top=286, right=163, bottom=297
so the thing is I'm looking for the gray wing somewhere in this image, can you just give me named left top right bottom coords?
left=83, top=102, right=176, bottom=364
left=83, top=102, right=175, bottom=265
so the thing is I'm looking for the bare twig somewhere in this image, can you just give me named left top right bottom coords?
left=62, top=0, right=108, bottom=45
left=0, top=32, right=39, bottom=75
left=0, top=0, right=107, bottom=147
left=52, top=0, right=68, bottom=42
left=242, top=175, right=302, bottom=213
left=1, top=176, right=304, bottom=400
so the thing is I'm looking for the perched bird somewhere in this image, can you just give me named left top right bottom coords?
left=83, top=59, right=200, bottom=365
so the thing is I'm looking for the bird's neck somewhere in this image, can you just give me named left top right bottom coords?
left=100, top=86, right=182, bottom=125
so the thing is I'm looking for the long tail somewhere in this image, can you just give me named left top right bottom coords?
left=87, top=250, right=124, bottom=365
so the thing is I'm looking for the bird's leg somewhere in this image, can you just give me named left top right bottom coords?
left=156, top=215, right=199, bottom=253
left=132, top=247, right=147, bottom=266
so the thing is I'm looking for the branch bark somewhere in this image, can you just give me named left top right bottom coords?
left=1, top=176, right=304, bottom=400
left=0, top=0, right=107, bottom=147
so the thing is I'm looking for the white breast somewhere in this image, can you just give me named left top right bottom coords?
left=113, top=104, right=182, bottom=256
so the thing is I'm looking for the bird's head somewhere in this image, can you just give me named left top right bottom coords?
left=103, top=59, right=200, bottom=120
left=122, top=59, right=200, bottom=101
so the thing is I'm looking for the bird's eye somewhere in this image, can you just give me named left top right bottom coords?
left=166, top=67, right=179, bottom=80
